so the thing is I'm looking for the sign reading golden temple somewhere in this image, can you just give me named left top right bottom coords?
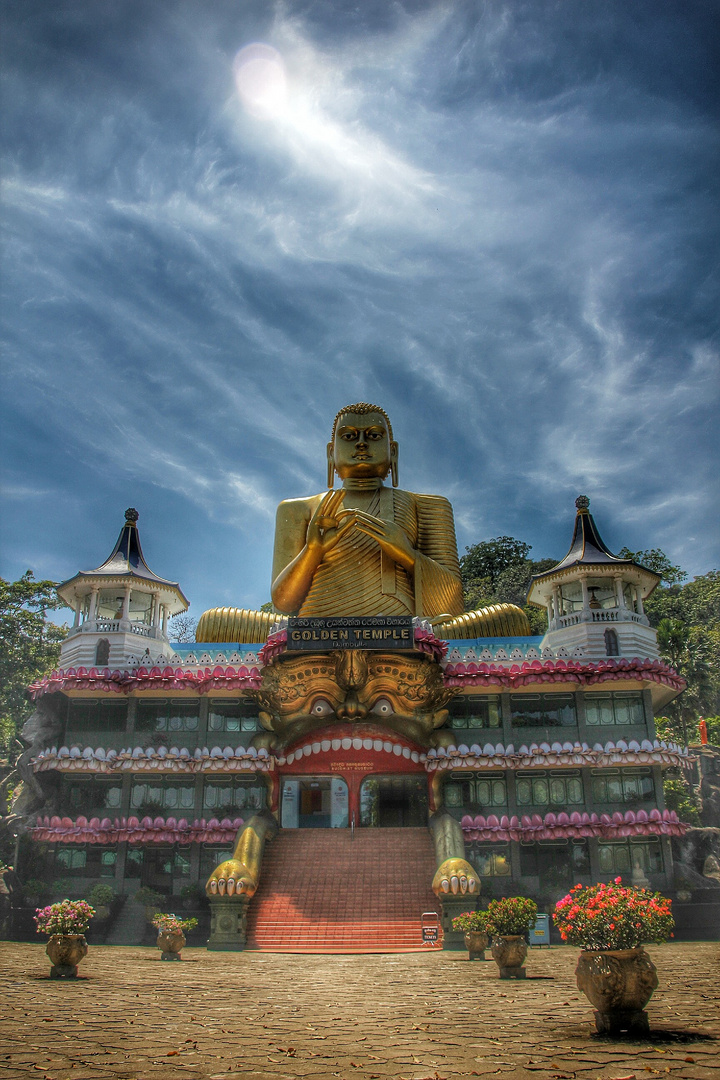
left=287, top=616, right=414, bottom=651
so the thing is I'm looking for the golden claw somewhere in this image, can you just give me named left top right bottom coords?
left=432, top=858, right=479, bottom=898
left=206, top=859, right=256, bottom=899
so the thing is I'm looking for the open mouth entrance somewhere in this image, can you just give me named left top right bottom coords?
left=359, top=775, right=429, bottom=827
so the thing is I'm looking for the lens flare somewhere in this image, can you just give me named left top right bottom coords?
left=233, top=44, right=287, bottom=119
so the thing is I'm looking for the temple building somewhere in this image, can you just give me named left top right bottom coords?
left=16, top=491, right=689, bottom=949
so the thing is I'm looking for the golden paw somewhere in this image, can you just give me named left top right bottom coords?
left=206, top=859, right=256, bottom=898
left=432, top=857, right=479, bottom=897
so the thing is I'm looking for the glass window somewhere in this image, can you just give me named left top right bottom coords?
left=448, top=696, right=501, bottom=730
left=516, top=772, right=582, bottom=807
left=99, top=850, right=117, bottom=878
left=591, top=769, right=654, bottom=804
left=467, top=845, right=511, bottom=877
left=443, top=776, right=507, bottom=812
left=136, top=701, right=199, bottom=733
left=65, top=700, right=127, bottom=734
left=65, top=779, right=123, bottom=814
left=55, top=848, right=87, bottom=872
left=130, top=781, right=196, bottom=813
left=585, top=692, right=644, bottom=726
left=359, top=776, right=428, bottom=827
left=596, top=840, right=663, bottom=876
left=511, top=694, right=576, bottom=727
left=125, top=848, right=144, bottom=877
left=202, top=781, right=265, bottom=814
left=208, top=700, right=260, bottom=733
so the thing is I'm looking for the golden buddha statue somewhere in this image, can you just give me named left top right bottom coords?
left=197, top=403, right=529, bottom=641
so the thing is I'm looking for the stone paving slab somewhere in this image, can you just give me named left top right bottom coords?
left=0, top=942, right=717, bottom=1080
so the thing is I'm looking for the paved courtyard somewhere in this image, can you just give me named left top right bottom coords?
left=0, top=942, right=717, bottom=1080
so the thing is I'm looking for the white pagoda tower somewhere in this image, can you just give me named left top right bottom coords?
left=528, top=496, right=661, bottom=662
left=56, top=508, right=189, bottom=668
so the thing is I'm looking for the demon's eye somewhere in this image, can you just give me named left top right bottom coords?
left=371, top=697, right=394, bottom=716
left=310, top=699, right=334, bottom=716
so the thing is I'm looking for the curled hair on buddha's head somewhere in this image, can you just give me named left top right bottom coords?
left=331, top=403, right=394, bottom=442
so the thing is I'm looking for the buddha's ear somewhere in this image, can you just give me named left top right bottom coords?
left=390, top=441, right=399, bottom=488
left=326, top=442, right=335, bottom=489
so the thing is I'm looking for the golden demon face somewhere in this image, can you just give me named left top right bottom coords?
left=250, top=650, right=458, bottom=750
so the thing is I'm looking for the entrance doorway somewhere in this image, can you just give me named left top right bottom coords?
left=281, top=777, right=349, bottom=829
left=359, top=775, right=428, bottom=827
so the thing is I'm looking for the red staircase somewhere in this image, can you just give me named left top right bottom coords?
left=245, top=827, right=441, bottom=953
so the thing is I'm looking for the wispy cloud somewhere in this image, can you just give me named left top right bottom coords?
left=2, top=1, right=718, bottom=614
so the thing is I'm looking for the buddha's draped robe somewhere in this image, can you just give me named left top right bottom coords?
left=272, top=487, right=464, bottom=619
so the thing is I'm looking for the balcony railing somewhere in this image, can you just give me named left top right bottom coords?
left=550, top=608, right=649, bottom=631
left=66, top=620, right=165, bottom=640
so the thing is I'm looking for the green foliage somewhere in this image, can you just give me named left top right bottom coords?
left=702, top=716, right=720, bottom=746
left=23, top=878, right=49, bottom=898
left=460, top=536, right=556, bottom=632
left=88, top=883, right=116, bottom=906
left=133, top=886, right=164, bottom=908
left=485, top=896, right=538, bottom=935
left=0, top=572, right=68, bottom=759
left=461, top=537, right=532, bottom=588
left=451, top=910, right=488, bottom=933
left=618, top=547, right=687, bottom=586
left=662, top=777, right=700, bottom=825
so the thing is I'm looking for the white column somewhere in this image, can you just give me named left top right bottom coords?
left=162, top=605, right=168, bottom=635
left=121, top=585, right=131, bottom=622
left=635, top=587, right=644, bottom=615
left=73, top=597, right=81, bottom=627
left=88, top=587, right=99, bottom=623
left=152, top=592, right=160, bottom=627
left=547, top=601, right=554, bottom=629
left=580, top=577, right=589, bottom=610
left=615, top=578, right=625, bottom=608
left=552, top=586, right=561, bottom=620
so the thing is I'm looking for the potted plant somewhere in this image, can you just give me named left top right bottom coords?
left=485, top=896, right=538, bottom=979
left=87, top=883, right=116, bottom=921
left=553, top=876, right=674, bottom=1034
left=451, top=910, right=489, bottom=960
left=133, top=886, right=164, bottom=922
left=151, top=913, right=198, bottom=960
left=34, top=899, right=96, bottom=978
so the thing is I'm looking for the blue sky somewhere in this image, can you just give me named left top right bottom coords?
left=2, top=0, right=718, bottom=625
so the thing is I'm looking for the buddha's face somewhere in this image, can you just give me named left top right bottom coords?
left=330, top=411, right=397, bottom=482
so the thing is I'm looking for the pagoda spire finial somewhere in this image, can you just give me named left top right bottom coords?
left=575, top=494, right=590, bottom=513
left=125, top=507, right=139, bottom=524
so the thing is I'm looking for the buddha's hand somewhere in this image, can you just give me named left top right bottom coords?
left=352, top=509, right=416, bottom=573
left=306, top=490, right=357, bottom=556
left=432, top=858, right=480, bottom=897
left=205, top=858, right=256, bottom=898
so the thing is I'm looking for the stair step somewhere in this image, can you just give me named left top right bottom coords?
left=246, top=827, right=441, bottom=952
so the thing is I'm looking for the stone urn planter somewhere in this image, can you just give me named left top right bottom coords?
left=490, top=934, right=528, bottom=979
left=156, top=930, right=186, bottom=960
left=46, top=934, right=88, bottom=978
left=464, top=931, right=489, bottom=960
left=575, top=948, right=659, bottom=1034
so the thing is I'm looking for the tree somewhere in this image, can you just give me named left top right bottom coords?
left=167, top=614, right=197, bottom=643
left=460, top=537, right=557, bottom=635
left=0, top=573, right=68, bottom=763
left=617, top=547, right=687, bottom=586
left=460, top=537, right=532, bottom=589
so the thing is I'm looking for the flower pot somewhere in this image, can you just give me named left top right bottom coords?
left=575, top=947, right=658, bottom=1034
left=46, top=934, right=88, bottom=978
left=464, top=931, right=488, bottom=960
left=157, top=930, right=186, bottom=960
left=491, top=935, right=528, bottom=979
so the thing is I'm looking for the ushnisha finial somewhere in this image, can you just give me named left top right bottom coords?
left=125, top=507, right=139, bottom=523
left=575, top=495, right=590, bottom=512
